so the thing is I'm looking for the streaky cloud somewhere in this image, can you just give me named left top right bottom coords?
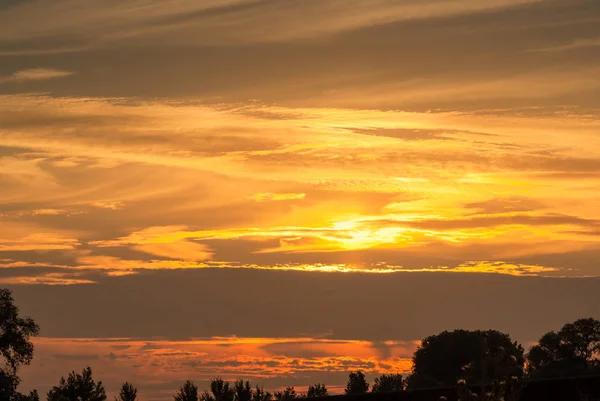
left=0, top=68, right=73, bottom=84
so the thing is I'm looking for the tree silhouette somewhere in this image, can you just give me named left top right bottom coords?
left=204, top=378, right=235, bottom=401
left=306, top=383, right=328, bottom=398
left=16, top=389, right=39, bottom=401
left=0, top=288, right=40, bottom=401
left=406, top=330, right=524, bottom=389
left=527, top=317, right=600, bottom=378
left=274, top=386, right=296, bottom=401
left=0, top=289, right=40, bottom=375
left=47, top=367, right=107, bottom=401
left=116, top=382, right=138, bottom=401
left=233, top=380, right=252, bottom=401
left=175, top=381, right=199, bottom=401
left=371, top=374, right=404, bottom=393
left=345, top=371, right=369, bottom=395
left=0, top=370, right=21, bottom=401
left=252, top=386, right=273, bottom=401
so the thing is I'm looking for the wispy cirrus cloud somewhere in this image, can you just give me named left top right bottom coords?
left=88, top=208, right=599, bottom=255
left=532, top=37, right=600, bottom=52
left=132, top=241, right=214, bottom=262
left=250, top=193, right=306, bottom=202
left=0, top=68, right=73, bottom=84
left=0, top=0, right=543, bottom=51
left=0, top=94, right=598, bottom=285
left=0, top=274, right=94, bottom=286
left=0, top=223, right=80, bottom=251
left=91, top=201, right=125, bottom=210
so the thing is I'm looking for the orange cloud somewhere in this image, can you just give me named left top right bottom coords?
left=0, top=224, right=80, bottom=251
left=0, top=274, right=94, bottom=285
left=24, top=336, right=416, bottom=386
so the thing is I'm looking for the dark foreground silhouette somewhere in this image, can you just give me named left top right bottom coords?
left=1, top=287, right=599, bottom=401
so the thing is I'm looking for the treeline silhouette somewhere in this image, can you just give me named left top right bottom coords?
left=1, top=288, right=599, bottom=401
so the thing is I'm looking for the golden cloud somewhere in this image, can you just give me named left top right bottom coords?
left=0, top=94, right=598, bottom=282
left=133, top=241, right=214, bottom=262
left=250, top=193, right=306, bottom=202
left=0, top=232, right=80, bottom=252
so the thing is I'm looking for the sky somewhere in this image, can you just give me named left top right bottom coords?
left=1, top=0, right=599, bottom=399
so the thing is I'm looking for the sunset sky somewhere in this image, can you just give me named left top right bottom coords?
left=1, top=0, right=599, bottom=400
